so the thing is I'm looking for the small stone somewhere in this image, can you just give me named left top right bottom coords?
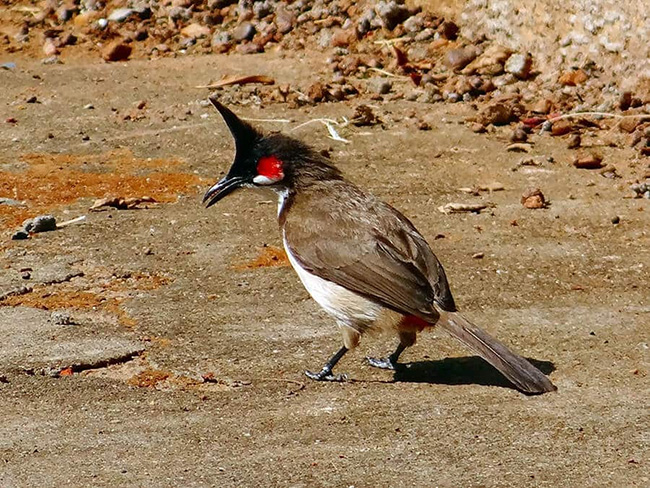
left=618, top=117, right=639, bottom=133
left=469, top=122, right=486, bottom=133
left=573, top=154, right=604, bottom=169
left=559, top=69, right=588, bottom=86
left=618, top=91, right=632, bottom=111
left=275, top=5, right=295, bottom=34
left=504, top=53, right=532, bottom=79
left=567, top=133, right=581, bottom=149
left=350, top=105, right=379, bottom=126
left=532, top=99, right=552, bottom=114
left=462, top=45, right=512, bottom=75
left=21, top=271, right=31, bottom=279
left=611, top=216, right=620, bottom=224
left=472, top=252, right=484, bottom=259
left=444, top=47, right=479, bottom=71
left=438, top=21, right=459, bottom=40
left=521, top=188, right=546, bottom=209
left=235, top=42, right=262, bottom=55
left=233, top=22, right=256, bottom=42
left=307, top=82, right=328, bottom=102
left=211, top=31, right=232, bottom=52
left=83, top=103, right=94, bottom=110
left=24, top=215, right=57, bottom=233
left=11, top=230, right=29, bottom=240
left=102, top=41, right=132, bottom=62
left=331, top=28, right=357, bottom=47
left=43, top=38, right=58, bottom=57
left=51, top=311, right=75, bottom=325
left=510, top=127, right=528, bottom=143
left=107, top=8, right=133, bottom=22
left=181, top=23, right=211, bottom=39
left=369, top=77, right=392, bottom=95
left=374, top=1, right=411, bottom=30
left=476, top=102, right=517, bottom=126
left=418, top=121, right=431, bottom=131
left=551, top=120, right=574, bottom=136
left=26, top=96, right=38, bottom=103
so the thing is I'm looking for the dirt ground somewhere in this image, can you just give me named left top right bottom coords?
left=0, top=52, right=648, bottom=487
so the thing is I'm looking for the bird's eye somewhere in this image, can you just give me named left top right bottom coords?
left=254, top=155, right=284, bottom=185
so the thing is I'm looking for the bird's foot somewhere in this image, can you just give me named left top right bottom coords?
left=366, top=356, right=397, bottom=370
left=305, top=369, right=348, bottom=382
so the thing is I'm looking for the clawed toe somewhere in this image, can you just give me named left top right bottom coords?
left=366, top=356, right=397, bottom=370
left=305, top=370, right=348, bottom=382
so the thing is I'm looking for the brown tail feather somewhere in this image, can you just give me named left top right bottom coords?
left=436, top=310, right=556, bottom=394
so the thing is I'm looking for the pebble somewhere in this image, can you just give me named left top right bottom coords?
left=618, top=91, right=632, bottom=111
left=611, top=216, right=620, bottom=224
left=107, top=8, right=133, bottom=22
left=43, top=38, right=59, bottom=56
left=51, top=311, right=75, bottom=325
left=11, top=230, right=29, bottom=240
left=476, top=102, right=517, bottom=126
left=510, top=126, right=528, bottom=142
left=504, top=53, right=532, bottom=79
left=374, top=0, right=411, bottom=30
left=275, top=5, right=295, bottom=34
left=532, top=99, right=552, bottom=114
left=551, top=120, right=574, bottom=136
left=26, top=96, right=38, bottom=103
left=462, top=45, right=512, bottom=75
left=443, top=47, right=479, bottom=71
left=472, top=252, right=484, bottom=259
left=438, top=21, right=459, bottom=40
left=521, top=188, right=546, bottom=209
left=24, top=215, right=57, bottom=233
left=369, top=77, right=392, bottom=95
left=233, top=22, right=256, bottom=42
left=211, top=31, right=232, bottom=52
left=573, top=154, right=604, bottom=169
left=41, top=56, right=62, bottom=65
left=102, top=41, right=132, bottom=62
left=618, top=117, right=638, bottom=133
left=83, top=103, right=94, bottom=110
left=559, top=69, right=588, bottom=86
left=181, top=23, right=211, bottom=39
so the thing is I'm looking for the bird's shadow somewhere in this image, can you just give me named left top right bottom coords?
left=391, top=356, right=556, bottom=394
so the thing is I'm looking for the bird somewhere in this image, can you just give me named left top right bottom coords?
left=203, top=98, right=556, bottom=394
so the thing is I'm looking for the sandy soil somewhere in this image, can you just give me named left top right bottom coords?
left=0, top=52, right=648, bottom=487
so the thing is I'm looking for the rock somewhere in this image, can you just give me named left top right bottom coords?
left=275, top=5, right=295, bottom=34
left=369, top=77, right=392, bottom=95
left=551, top=120, right=574, bottom=136
left=26, top=96, right=38, bottom=103
left=233, top=22, right=256, bottom=41
left=374, top=1, right=411, bottom=30
left=11, top=230, right=29, bottom=240
left=235, top=42, right=262, bottom=54
left=443, top=46, right=479, bottom=71
left=476, top=102, right=517, bottom=126
left=521, top=188, right=546, bottom=209
left=350, top=105, right=379, bottom=126
left=472, top=252, right=484, bottom=259
left=51, top=311, right=75, bottom=325
left=462, top=45, right=512, bottom=75
left=630, top=183, right=650, bottom=199
left=107, top=8, right=133, bottom=22
left=573, top=154, right=604, bottom=169
left=331, top=28, right=357, bottom=47
left=567, top=133, right=581, bottom=149
left=510, top=127, right=528, bottom=142
left=532, top=99, right=552, bottom=114
left=211, top=31, right=232, bottom=53
left=102, top=41, right=132, bottom=62
left=505, top=53, right=532, bottom=79
left=618, top=91, right=632, bottom=111
left=469, top=122, right=486, bottom=133
left=181, top=23, right=211, bottom=39
left=611, top=216, right=620, bottom=224
left=24, top=215, right=57, bottom=233
left=167, top=6, right=191, bottom=21
left=43, top=38, right=58, bottom=56
left=307, top=82, right=327, bottom=102
left=619, top=117, right=639, bottom=133
left=438, top=21, right=459, bottom=40
left=559, top=69, right=588, bottom=86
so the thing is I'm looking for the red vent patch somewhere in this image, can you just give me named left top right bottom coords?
left=256, top=155, right=284, bottom=183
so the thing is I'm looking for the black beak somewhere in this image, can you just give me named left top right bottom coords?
left=203, top=175, right=246, bottom=208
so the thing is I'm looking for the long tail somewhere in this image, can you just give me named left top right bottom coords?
left=436, top=310, right=556, bottom=394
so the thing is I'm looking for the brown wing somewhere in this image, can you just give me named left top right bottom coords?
left=282, top=182, right=456, bottom=320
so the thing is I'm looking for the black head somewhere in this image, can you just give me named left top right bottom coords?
left=203, top=98, right=342, bottom=207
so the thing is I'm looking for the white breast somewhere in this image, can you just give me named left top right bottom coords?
left=282, top=235, right=385, bottom=329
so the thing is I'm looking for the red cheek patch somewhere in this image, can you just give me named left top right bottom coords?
left=257, top=155, right=284, bottom=181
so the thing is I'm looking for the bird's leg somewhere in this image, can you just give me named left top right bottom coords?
left=367, top=342, right=407, bottom=370
left=305, top=346, right=349, bottom=382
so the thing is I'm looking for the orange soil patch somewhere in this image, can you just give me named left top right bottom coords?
left=127, top=368, right=172, bottom=388
left=0, top=271, right=172, bottom=327
left=234, top=245, right=289, bottom=270
left=0, top=149, right=204, bottom=229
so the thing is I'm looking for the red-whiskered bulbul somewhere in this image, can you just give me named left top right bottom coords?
left=204, top=98, right=556, bottom=394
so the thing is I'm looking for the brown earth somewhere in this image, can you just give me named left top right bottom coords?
left=0, top=52, right=648, bottom=487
